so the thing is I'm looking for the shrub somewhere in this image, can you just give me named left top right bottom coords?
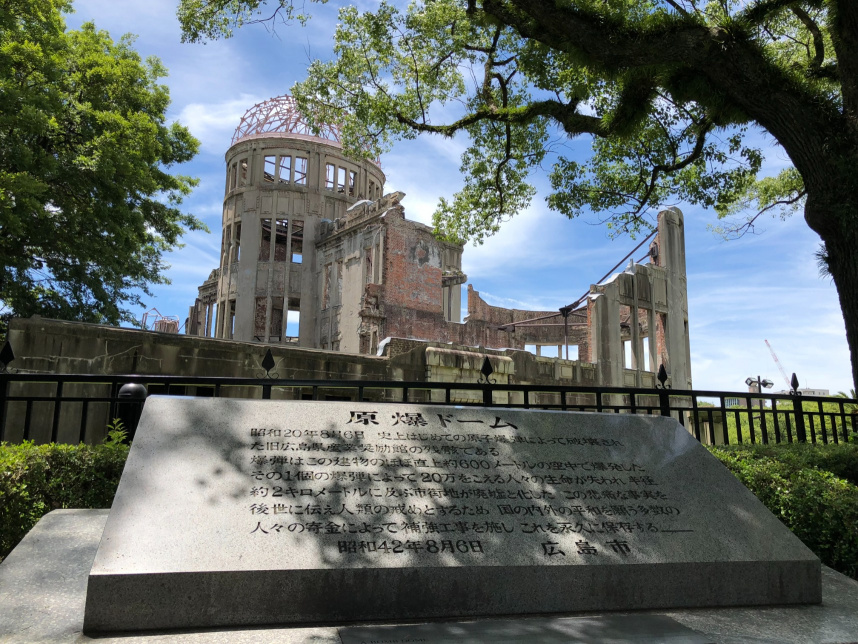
left=0, top=426, right=129, bottom=562
left=711, top=446, right=858, bottom=579
left=715, top=442, right=858, bottom=487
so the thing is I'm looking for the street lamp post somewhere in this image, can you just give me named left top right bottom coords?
left=745, top=375, right=773, bottom=421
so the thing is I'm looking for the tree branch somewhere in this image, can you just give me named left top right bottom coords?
left=791, top=6, right=825, bottom=71
left=831, top=0, right=858, bottom=116
left=738, top=0, right=798, bottom=26
left=719, top=190, right=808, bottom=239
left=476, top=0, right=841, bottom=202
left=394, top=98, right=605, bottom=138
left=663, top=0, right=689, bottom=17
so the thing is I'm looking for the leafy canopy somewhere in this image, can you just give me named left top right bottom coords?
left=177, top=0, right=836, bottom=245
left=1, top=0, right=204, bottom=325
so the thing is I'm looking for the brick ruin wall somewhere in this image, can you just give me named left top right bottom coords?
left=361, top=209, right=589, bottom=354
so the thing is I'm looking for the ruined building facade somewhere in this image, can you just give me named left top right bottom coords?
left=2, top=97, right=694, bottom=445
left=186, top=96, right=464, bottom=354
left=187, top=96, right=389, bottom=347
left=181, top=95, right=692, bottom=389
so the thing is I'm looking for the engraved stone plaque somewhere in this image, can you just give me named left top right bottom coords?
left=83, top=398, right=820, bottom=632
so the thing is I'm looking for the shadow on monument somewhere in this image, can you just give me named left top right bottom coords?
left=82, top=397, right=821, bottom=633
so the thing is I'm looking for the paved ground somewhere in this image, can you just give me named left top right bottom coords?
left=1, top=510, right=857, bottom=643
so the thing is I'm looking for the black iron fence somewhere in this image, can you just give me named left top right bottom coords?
left=0, top=371, right=854, bottom=446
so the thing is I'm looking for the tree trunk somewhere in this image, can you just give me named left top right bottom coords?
left=818, top=225, right=858, bottom=391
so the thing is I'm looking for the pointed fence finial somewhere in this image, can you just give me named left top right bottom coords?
left=657, top=364, right=670, bottom=389
left=0, top=339, right=15, bottom=373
left=790, top=373, right=800, bottom=396
left=478, top=356, right=496, bottom=385
left=257, top=348, right=279, bottom=379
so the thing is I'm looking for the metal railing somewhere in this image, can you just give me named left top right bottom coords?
left=0, top=371, right=854, bottom=446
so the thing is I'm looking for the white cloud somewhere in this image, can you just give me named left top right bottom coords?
left=178, top=96, right=264, bottom=154
left=476, top=291, right=568, bottom=312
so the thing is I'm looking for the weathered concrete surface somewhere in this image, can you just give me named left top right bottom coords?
left=83, top=398, right=818, bottom=632
left=338, top=615, right=712, bottom=643
left=3, top=511, right=857, bottom=643
left=6, top=316, right=397, bottom=380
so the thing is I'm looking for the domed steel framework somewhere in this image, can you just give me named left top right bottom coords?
left=231, top=95, right=342, bottom=146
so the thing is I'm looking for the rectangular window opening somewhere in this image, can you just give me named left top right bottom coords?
left=294, top=156, right=307, bottom=185
left=254, top=297, right=267, bottom=340
left=286, top=309, right=300, bottom=339
left=348, top=170, right=357, bottom=197
left=325, top=163, right=336, bottom=190
left=274, top=218, right=289, bottom=261
left=263, top=156, right=276, bottom=183
left=230, top=163, right=237, bottom=190
left=364, top=247, right=373, bottom=284
left=260, top=218, right=272, bottom=260
left=221, top=231, right=229, bottom=271
left=337, top=167, right=347, bottom=193
left=323, top=263, right=332, bottom=309
left=278, top=156, right=291, bottom=183
left=228, top=300, right=236, bottom=339
left=270, top=297, right=284, bottom=341
left=374, top=241, right=382, bottom=283
left=238, top=158, right=248, bottom=187
left=291, top=220, right=304, bottom=264
left=234, top=223, right=242, bottom=263
left=642, top=337, right=651, bottom=372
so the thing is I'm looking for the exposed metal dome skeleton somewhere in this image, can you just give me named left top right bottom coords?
left=231, top=95, right=342, bottom=146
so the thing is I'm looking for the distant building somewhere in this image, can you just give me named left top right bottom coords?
left=776, top=388, right=830, bottom=397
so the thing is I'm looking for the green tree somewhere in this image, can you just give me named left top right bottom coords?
left=179, top=0, right=858, bottom=387
left=1, top=0, right=203, bottom=325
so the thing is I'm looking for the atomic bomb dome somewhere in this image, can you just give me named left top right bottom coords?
left=185, top=95, right=688, bottom=393
left=189, top=94, right=391, bottom=349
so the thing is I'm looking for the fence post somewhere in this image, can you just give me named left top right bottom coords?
left=658, top=390, right=670, bottom=418
left=789, top=373, right=807, bottom=443
left=50, top=380, right=64, bottom=443
left=793, top=400, right=807, bottom=443
left=657, top=365, right=670, bottom=417
left=118, top=383, right=148, bottom=442
left=479, top=356, right=495, bottom=407
left=0, top=340, right=14, bottom=442
left=0, top=375, right=7, bottom=442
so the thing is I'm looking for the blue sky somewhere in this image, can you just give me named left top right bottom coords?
left=64, top=0, right=852, bottom=395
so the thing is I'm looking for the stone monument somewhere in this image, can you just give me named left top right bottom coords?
left=83, top=397, right=820, bottom=632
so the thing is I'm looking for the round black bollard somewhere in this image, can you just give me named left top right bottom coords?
left=117, top=383, right=147, bottom=443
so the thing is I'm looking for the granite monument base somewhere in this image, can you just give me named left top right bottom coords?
left=83, top=398, right=821, bottom=632
left=6, top=510, right=858, bottom=643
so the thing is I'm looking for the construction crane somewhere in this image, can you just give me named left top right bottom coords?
left=765, top=339, right=792, bottom=389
